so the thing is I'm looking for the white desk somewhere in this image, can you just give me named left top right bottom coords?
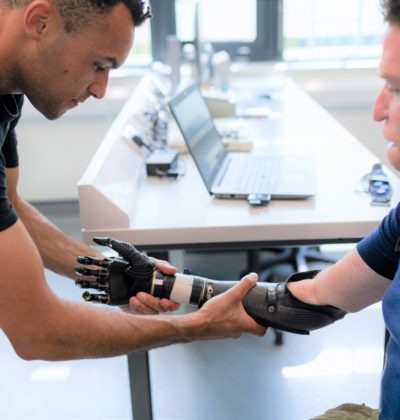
left=79, top=75, right=400, bottom=250
left=78, top=74, right=399, bottom=420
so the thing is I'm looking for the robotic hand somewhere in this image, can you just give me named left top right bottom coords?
left=75, top=237, right=346, bottom=335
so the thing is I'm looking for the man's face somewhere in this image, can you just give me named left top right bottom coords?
left=21, top=3, right=134, bottom=120
left=374, top=24, right=400, bottom=170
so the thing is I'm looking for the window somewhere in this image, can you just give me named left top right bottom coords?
left=283, top=0, right=384, bottom=63
left=123, top=0, right=384, bottom=69
left=150, top=0, right=282, bottom=62
left=174, top=0, right=257, bottom=43
left=125, top=16, right=152, bottom=66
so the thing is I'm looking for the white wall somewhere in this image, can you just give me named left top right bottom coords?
left=17, top=74, right=141, bottom=202
left=288, top=67, right=389, bottom=168
left=16, top=65, right=390, bottom=202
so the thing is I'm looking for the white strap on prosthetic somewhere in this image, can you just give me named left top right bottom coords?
left=168, top=273, right=195, bottom=304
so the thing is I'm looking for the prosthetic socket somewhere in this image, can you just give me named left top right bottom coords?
left=75, top=237, right=346, bottom=335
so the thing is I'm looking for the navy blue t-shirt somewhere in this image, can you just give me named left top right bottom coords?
left=0, top=94, right=23, bottom=231
left=357, top=203, right=400, bottom=419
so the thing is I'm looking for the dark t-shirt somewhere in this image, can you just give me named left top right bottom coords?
left=0, top=94, right=23, bottom=231
left=357, top=203, right=400, bottom=419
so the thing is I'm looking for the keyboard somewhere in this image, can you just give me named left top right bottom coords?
left=219, top=155, right=279, bottom=193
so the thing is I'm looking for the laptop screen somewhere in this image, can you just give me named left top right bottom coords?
left=169, top=84, right=226, bottom=192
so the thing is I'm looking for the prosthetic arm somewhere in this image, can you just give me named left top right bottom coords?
left=75, top=237, right=346, bottom=335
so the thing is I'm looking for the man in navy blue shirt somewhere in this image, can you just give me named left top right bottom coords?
left=289, top=3, right=400, bottom=418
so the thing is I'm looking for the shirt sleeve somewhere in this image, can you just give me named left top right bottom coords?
left=0, top=180, right=18, bottom=231
left=2, top=96, right=23, bottom=168
left=0, top=95, right=23, bottom=231
left=357, top=203, right=400, bottom=279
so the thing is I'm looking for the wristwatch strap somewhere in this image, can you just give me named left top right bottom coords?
left=366, top=163, right=392, bottom=206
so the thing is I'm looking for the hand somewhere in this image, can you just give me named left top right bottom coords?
left=123, top=257, right=180, bottom=314
left=198, top=273, right=267, bottom=339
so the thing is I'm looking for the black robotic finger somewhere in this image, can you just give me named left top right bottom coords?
left=75, top=279, right=109, bottom=291
left=77, top=255, right=111, bottom=268
left=92, top=237, right=136, bottom=262
left=92, top=237, right=112, bottom=246
left=75, top=266, right=109, bottom=279
left=93, top=237, right=154, bottom=264
left=82, top=291, right=110, bottom=304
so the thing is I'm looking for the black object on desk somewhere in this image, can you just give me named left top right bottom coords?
left=131, top=134, right=182, bottom=178
left=146, top=149, right=179, bottom=177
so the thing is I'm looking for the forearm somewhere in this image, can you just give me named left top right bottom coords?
left=8, top=275, right=262, bottom=361
left=13, top=197, right=100, bottom=279
left=288, top=248, right=391, bottom=313
left=0, top=220, right=208, bottom=361
left=12, top=295, right=203, bottom=361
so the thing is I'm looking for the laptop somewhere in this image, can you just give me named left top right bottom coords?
left=168, top=83, right=316, bottom=200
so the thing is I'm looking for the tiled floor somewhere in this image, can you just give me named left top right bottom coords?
left=0, top=202, right=386, bottom=420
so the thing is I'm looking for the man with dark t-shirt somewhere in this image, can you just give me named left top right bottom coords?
left=0, top=0, right=266, bottom=362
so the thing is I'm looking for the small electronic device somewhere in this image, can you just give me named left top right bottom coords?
left=130, top=134, right=182, bottom=178
left=247, top=193, right=271, bottom=206
left=146, top=149, right=179, bottom=177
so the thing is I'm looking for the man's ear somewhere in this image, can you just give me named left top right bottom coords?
left=23, top=0, right=61, bottom=40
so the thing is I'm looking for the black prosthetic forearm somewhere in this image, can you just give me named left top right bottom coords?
left=75, top=237, right=346, bottom=334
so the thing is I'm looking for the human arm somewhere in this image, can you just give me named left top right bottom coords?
left=6, top=167, right=103, bottom=279
left=287, top=248, right=391, bottom=313
left=0, top=219, right=264, bottom=361
left=5, top=167, right=179, bottom=313
left=75, top=238, right=345, bottom=334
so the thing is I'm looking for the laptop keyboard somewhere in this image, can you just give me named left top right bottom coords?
left=221, top=155, right=279, bottom=193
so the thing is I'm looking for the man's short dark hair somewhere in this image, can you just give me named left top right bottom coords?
left=381, top=0, right=400, bottom=25
left=3, top=0, right=152, bottom=32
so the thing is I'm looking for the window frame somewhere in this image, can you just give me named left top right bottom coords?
left=150, top=0, right=283, bottom=62
left=282, top=0, right=384, bottom=63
